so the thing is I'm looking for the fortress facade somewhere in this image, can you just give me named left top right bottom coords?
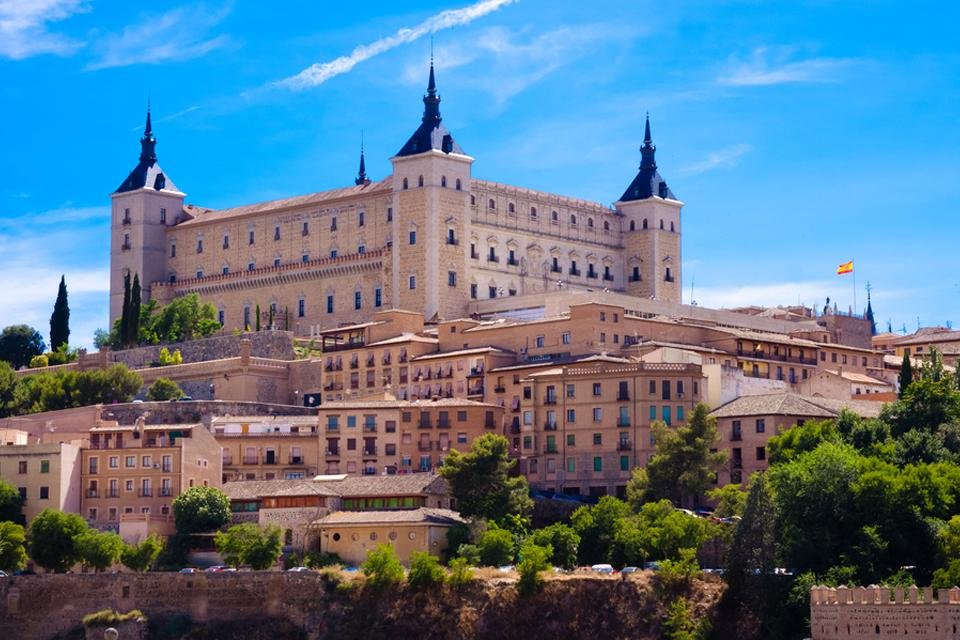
left=109, top=63, right=683, bottom=333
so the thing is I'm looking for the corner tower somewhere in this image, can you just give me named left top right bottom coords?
left=389, top=61, right=474, bottom=320
left=109, top=107, right=185, bottom=325
left=616, top=115, right=683, bottom=304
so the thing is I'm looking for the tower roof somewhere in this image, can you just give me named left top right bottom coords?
left=619, top=114, right=675, bottom=202
left=395, top=61, right=464, bottom=157
left=114, top=105, right=180, bottom=194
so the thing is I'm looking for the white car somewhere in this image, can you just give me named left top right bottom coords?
left=591, top=563, right=614, bottom=574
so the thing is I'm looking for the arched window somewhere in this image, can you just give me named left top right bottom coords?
left=418, top=175, right=424, bottom=187
left=551, top=210, right=559, bottom=222
left=642, top=219, right=648, bottom=229
left=508, top=203, right=515, bottom=213
left=402, top=177, right=408, bottom=190
left=470, top=194, right=476, bottom=205
left=603, top=220, right=610, bottom=231
left=530, top=206, right=537, bottom=218
left=670, top=221, right=675, bottom=232
left=441, top=176, right=447, bottom=188
left=587, top=217, right=594, bottom=228
left=570, top=214, right=577, bottom=225
left=456, top=178, right=462, bottom=191
left=488, top=198, right=496, bottom=209
left=629, top=220, right=635, bottom=231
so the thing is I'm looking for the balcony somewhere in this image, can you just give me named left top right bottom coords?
left=507, top=258, right=519, bottom=266
left=493, top=385, right=506, bottom=393
left=617, top=440, right=632, bottom=452
left=242, top=456, right=258, bottom=464
left=569, top=268, right=580, bottom=277
left=603, top=274, right=614, bottom=282
left=487, top=255, right=500, bottom=263
left=544, top=422, right=558, bottom=431
left=470, top=250, right=479, bottom=259
left=446, top=238, right=459, bottom=246
left=107, top=490, right=119, bottom=498
left=617, top=393, right=630, bottom=401
left=349, top=360, right=359, bottom=370
left=617, top=419, right=631, bottom=427
left=587, top=271, right=597, bottom=279
left=159, top=487, right=173, bottom=497
left=665, top=274, right=675, bottom=283
left=628, top=275, right=641, bottom=282
left=87, top=489, right=99, bottom=498
left=467, top=386, right=484, bottom=396
left=121, top=242, right=131, bottom=251
left=438, top=420, right=451, bottom=429
left=122, top=215, right=131, bottom=225
left=418, top=441, right=433, bottom=452
left=263, top=457, right=278, bottom=465
left=326, top=425, right=340, bottom=433
left=731, top=432, right=742, bottom=442
left=363, top=448, right=377, bottom=457
left=363, top=424, right=377, bottom=433
left=467, top=367, right=484, bottom=377
left=545, top=445, right=558, bottom=454
left=484, top=420, right=497, bottom=429
left=289, top=456, right=304, bottom=465
left=138, top=489, right=153, bottom=497
left=543, top=397, right=557, bottom=405
left=161, top=464, right=172, bottom=473
left=418, top=421, right=433, bottom=430
left=325, top=449, right=340, bottom=457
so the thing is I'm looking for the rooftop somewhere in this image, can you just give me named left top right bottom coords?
left=708, top=392, right=885, bottom=420
left=312, top=507, right=464, bottom=527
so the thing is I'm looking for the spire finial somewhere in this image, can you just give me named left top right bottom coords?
left=355, top=131, right=368, bottom=186
left=139, top=99, right=157, bottom=165
left=643, top=112, right=651, bottom=144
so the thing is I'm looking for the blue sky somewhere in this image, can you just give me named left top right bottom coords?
left=0, top=0, right=957, bottom=349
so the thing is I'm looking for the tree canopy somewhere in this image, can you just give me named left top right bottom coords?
left=0, top=325, right=46, bottom=369
left=439, top=433, right=532, bottom=522
left=0, top=479, right=24, bottom=524
left=214, top=523, right=282, bottom=570
left=75, top=529, right=125, bottom=572
left=112, top=293, right=220, bottom=349
left=27, top=509, right=88, bottom=572
left=172, top=486, right=231, bottom=534
left=0, top=521, right=27, bottom=573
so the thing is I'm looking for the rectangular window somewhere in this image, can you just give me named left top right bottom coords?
left=566, top=409, right=576, bottom=423
left=593, top=433, right=602, bottom=445
left=593, top=457, right=603, bottom=472
left=196, top=239, right=203, bottom=253
left=649, top=380, right=656, bottom=394
left=535, top=335, right=545, bottom=348
left=359, top=211, right=365, bottom=227
left=649, top=405, right=656, bottom=421
left=160, top=207, right=166, bottom=223
left=662, top=406, right=672, bottom=426
left=326, top=295, right=334, bottom=313
left=249, top=230, right=255, bottom=245
left=170, top=244, right=176, bottom=257
left=109, top=456, right=118, bottom=469
left=354, top=291, right=362, bottom=310
left=274, top=226, right=281, bottom=240
left=566, top=384, right=575, bottom=398
left=125, top=455, right=136, bottom=468
left=470, top=283, right=477, bottom=299
left=409, top=275, right=416, bottom=290
left=562, top=332, right=571, bottom=345
left=298, top=299, right=305, bottom=317
left=409, top=230, right=417, bottom=245
left=567, top=434, right=576, bottom=446
left=40, top=459, right=50, bottom=473
left=18, top=460, right=27, bottom=474
left=448, top=271, right=457, bottom=287
left=330, top=217, right=337, bottom=231
left=387, top=207, right=393, bottom=222
left=756, top=419, right=765, bottom=433
left=567, top=458, right=576, bottom=473
left=620, top=455, right=629, bottom=471
left=374, top=288, right=382, bottom=307
left=677, top=406, right=684, bottom=422
left=593, top=407, right=602, bottom=422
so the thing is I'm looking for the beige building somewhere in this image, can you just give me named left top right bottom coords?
left=891, top=326, right=960, bottom=367
left=709, top=393, right=883, bottom=485
left=213, top=414, right=321, bottom=483
left=81, top=420, right=222, bottom=532
left=110, top=63, right=683, bottom=334
left=0, top=442, right=81, bottom=525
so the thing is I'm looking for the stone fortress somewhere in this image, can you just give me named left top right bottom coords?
left=109, top=61, right=683, bottom=334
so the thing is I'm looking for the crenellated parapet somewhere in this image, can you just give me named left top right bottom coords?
left=810, top=584, right=960, bottom=638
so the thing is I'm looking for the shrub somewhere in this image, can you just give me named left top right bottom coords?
left=28, top=354, right=49, bottom=368
left=407, top=551, right=445, bottom=589
left=214, top=523, right=282, bottom=570
left=304, top=551, right=342, bottom=568
left=456, top=543, right=481, bottom=566
left=82, top=609, right=146, bottom=627
left=478, top=527, right=514, bottom=567
left=657, top=548, right=701, bottom=593
left=361, top=543, right=404, bottom=589
left=447, top=557, right=475, bottom=589
left=516, top=541, right=552, bottom=596
left=530, top=523, right=580, bottom=570
left=146, top=377, right=183, bottom=401
left=158, top=347, right=183, bottom=366
left=120, top=534, right=164, bottom=572
left=662, top=598, right=710, bottom=640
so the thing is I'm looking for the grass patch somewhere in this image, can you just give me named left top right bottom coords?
left=82, top=609, right=147, bottom=627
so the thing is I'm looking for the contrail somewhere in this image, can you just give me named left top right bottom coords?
left=274, top=0, right=516, bottom=91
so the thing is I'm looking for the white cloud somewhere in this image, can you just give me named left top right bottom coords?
left=0, top=205, right=106, bottom=228
left=680, top=143, right=751, bottom=175
left=694, top=280, right=859, bottom=311
left=274, top=0, right=516, bottom=91
left=0, top=0, right=87, bottom=59
left=86, top=4, right=233, bottom=71
left=717, top=46, right=859, bottom=87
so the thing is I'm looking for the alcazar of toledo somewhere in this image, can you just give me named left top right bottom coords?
left=110, top=62, right=682, bottom=333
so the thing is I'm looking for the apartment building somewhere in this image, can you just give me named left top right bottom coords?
left=213, top=415, right=321, bottom=483
left=0, top=442, right=81, bottom=525
left=519, top=357, right=706, bottom=497
left=81, top=420, right=221, bottom=531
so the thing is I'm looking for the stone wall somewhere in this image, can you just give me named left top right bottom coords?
left=106, top=330, right=295, bottom=369
left=102, top=400, right=316, bottom=427
left=810, top=585, right=960, bottom=639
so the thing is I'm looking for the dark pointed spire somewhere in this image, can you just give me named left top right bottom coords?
left=620, top=113, right=673, bottom=202
left=396, top=59, right=463, bottom=157
left=355, top=133, right=369, bottom=186
left=139, top=102, right=157, bottom=165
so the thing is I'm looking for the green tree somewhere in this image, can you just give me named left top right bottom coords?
left=662, top=597, right=710, bottom=640
left=49, top=275, right=70, bottom=351
left=570, top=495, right=631, bottom=564
left=0, top=521, right=27, bottom=573
left=640, top=404, right=726, bottom=507
left=407, top=550, right=445, bottom=588
left=255, top=304, right=261, bottom=332
left=128, top=273, right=141, bottom=346
left=120, top=534, right=164, bottom=572
left=725, top=474, right=778, bottom=592
left=898, top=351, right=913, bottom=398
left=76, top=529, right=125, bottom=572
left=705, top=483, right=747, bottom=518
left=611, top=500, right=714, bottom=567
left=146, top=378, right=183, bottom=401
left=478, top=527, right=514, bottom=567
left=119, top=272, right=131, bottom=349
left=439, top=433, right=532, bottom=522
left=446, top=557, right=474, bottom=589
left=214, top=523, right=282, bottom=570
left=172, top=486, right=230, bottom=534
left=516, top=540, right=552, bottom=596
left=361, top=543, right=404, bottom=589
left=0, top=479, right=24, bottom=523
left=767, top=418, right=841, bottom=465
left=530, top=523, right=580, bottom=570
left=0, top=361, right=17, bottom=418
left=885, top=353, right=960, bottom=438
left=0, top=325, right=46, bottom=369
left=27, top=509, right=87, bottom=572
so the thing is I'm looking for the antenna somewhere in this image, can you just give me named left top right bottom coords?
left=689, top=273, right=695, bottom=306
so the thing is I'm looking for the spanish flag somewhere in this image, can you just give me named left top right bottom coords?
left=836, top=261, right=854, bottom=275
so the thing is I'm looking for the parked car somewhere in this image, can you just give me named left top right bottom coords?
left=642, top=561, right=661, bottom=572
left=620, top=566, right=639, bottom=575
left=591, top=563, right=615, bottom=574
left=178, top=568, right=197, bottom=574
left=0, top=570, right=8, bottom=578
left=204, top=565, right=229, bottom=573
left=287, top=566, right=311, bottom=573
left=497, top=565, right=516, bottom=573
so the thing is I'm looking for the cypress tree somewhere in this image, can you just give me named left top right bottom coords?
left=128, top=274, right=141, bottom=346
left=119, top=272, right=131, bottom=347
left=284, top=306, right=289, bottom=331
left=899, top=352, right=913, bottom=397
left=268, top=305, right=275, bottom=329
left=255, top=304, right=261, bottom=332
left=49, top=275, right=70, bottom=351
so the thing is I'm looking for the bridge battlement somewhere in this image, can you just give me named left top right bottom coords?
left=811, top=585, right=960, bottom=639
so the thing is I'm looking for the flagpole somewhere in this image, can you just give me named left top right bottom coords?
left=852, top=259, right=857, bottom=316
